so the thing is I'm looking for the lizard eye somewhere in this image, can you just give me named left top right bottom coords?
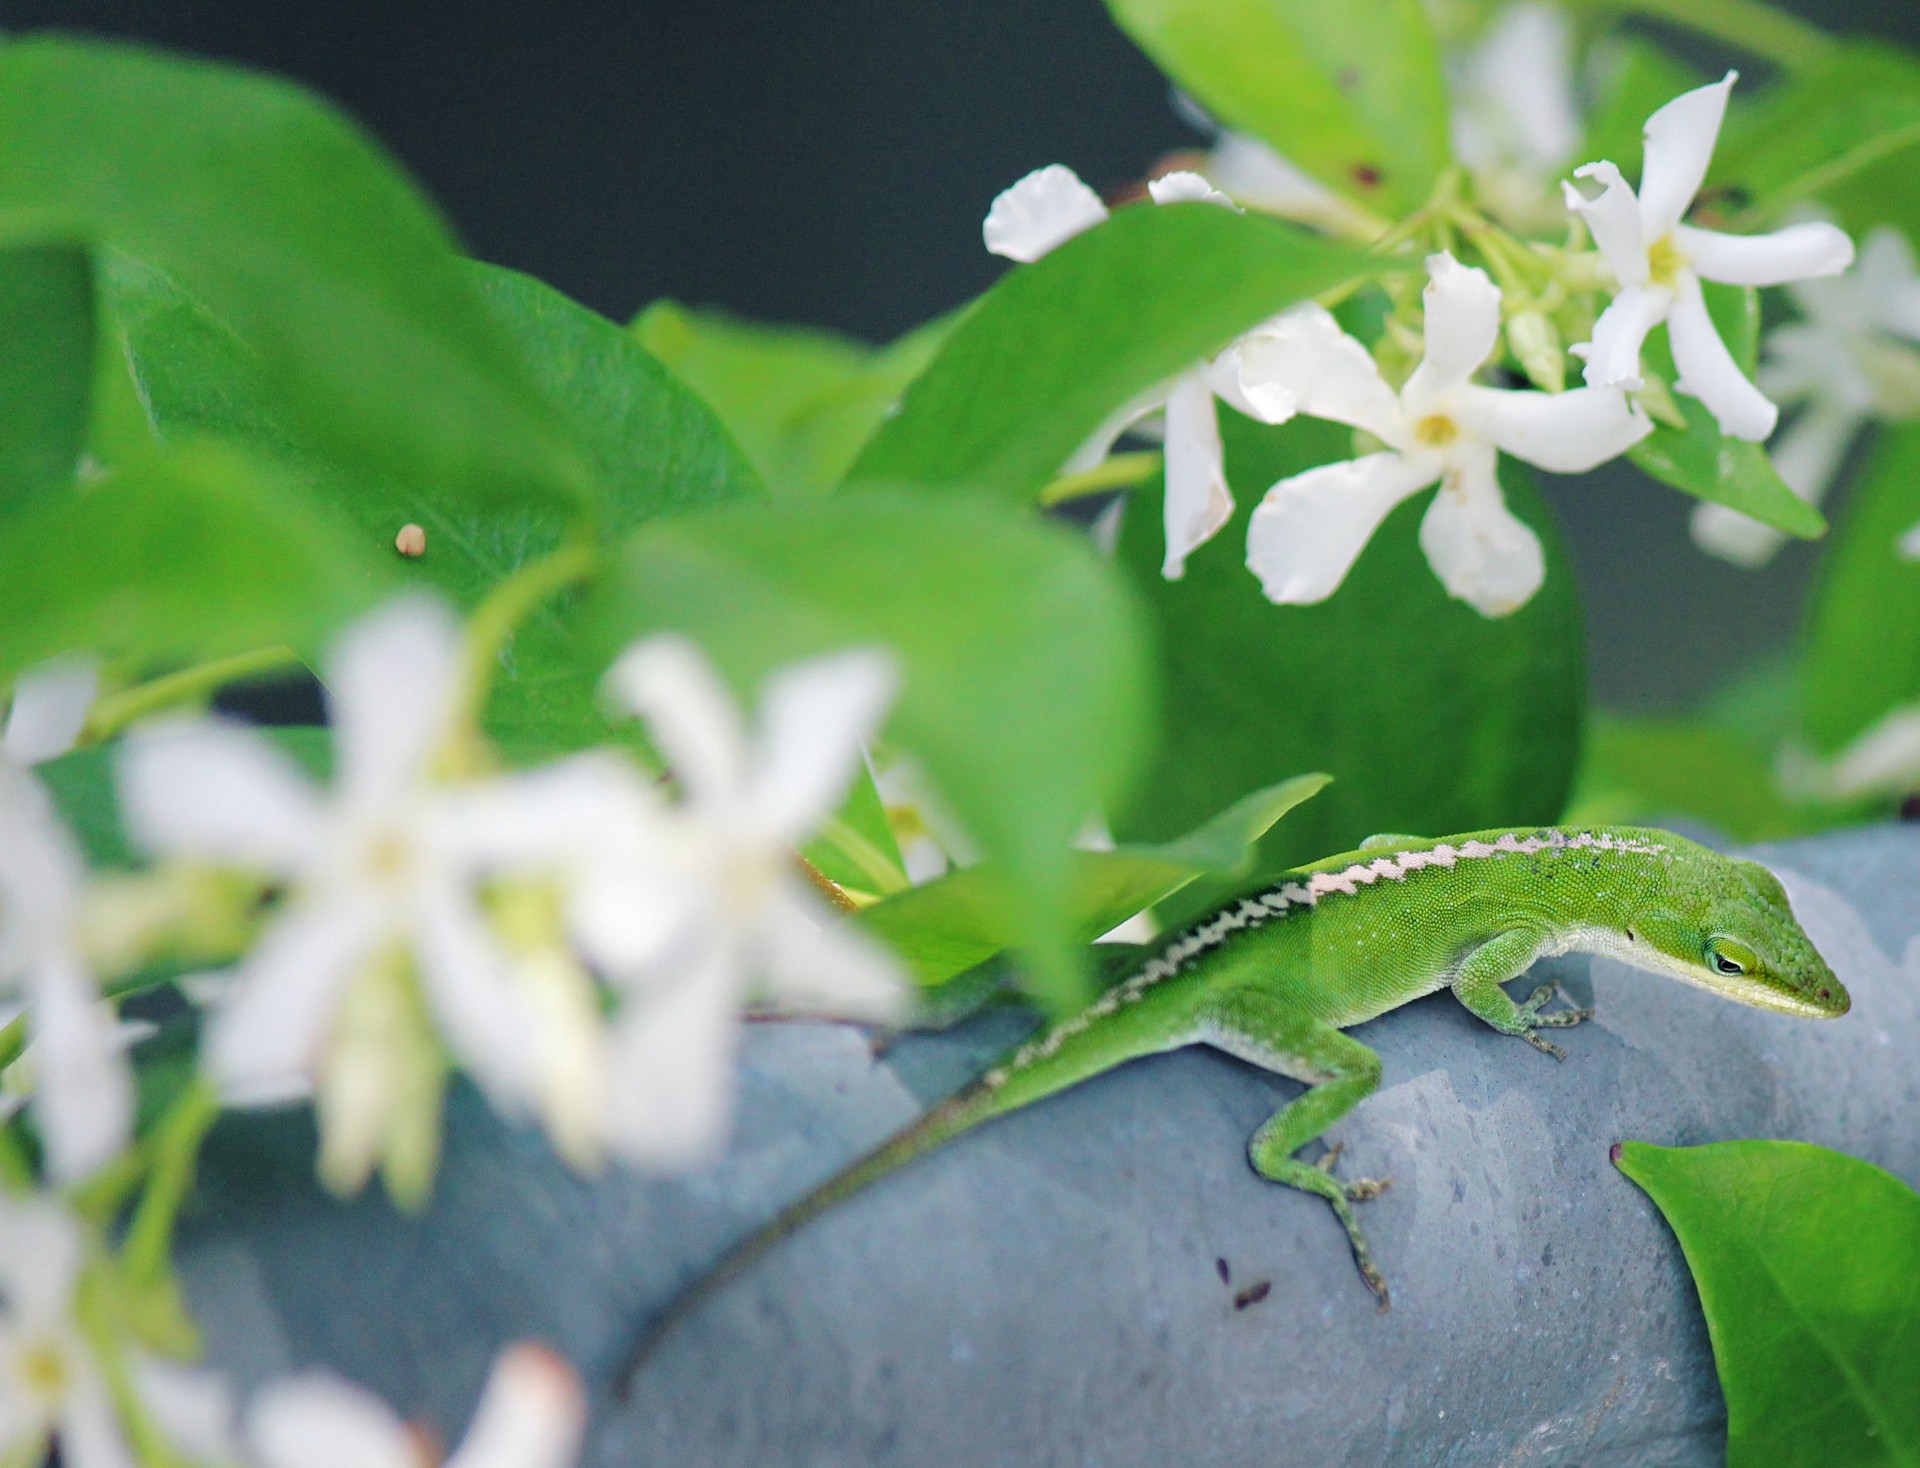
left=1706, top=937, right=1756, bottom=977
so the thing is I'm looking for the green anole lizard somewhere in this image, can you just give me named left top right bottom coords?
left=618, top=824, right=1846, bottom=1389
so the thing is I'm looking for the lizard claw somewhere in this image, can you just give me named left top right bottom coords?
left=1524, top=1031, right=1568, bottom=1062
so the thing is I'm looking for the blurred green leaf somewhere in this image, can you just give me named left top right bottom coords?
left=1104, top=0, right=1447, bottom=215
left=1629, top=284, right=1826, bottom=541
left=1582, top=38, right=1706, bottom=181
left=635, top=301, right=948, bottom=498
left=1566, top=716, right=1836, bottom=841
left=860, top=773, right=1328, bottom=988
left=584, top=491, right=1152, bottom=1014
left=847, top=205, right=1369, bottom=503
left=0, top=243, right=94, bottom=514
left=1111, top=414, right=1582, bottom=878
left=804, top=760, right=910, bottom=904
left=0, top=441, right=389, bottom=686
left=1804, top=424, right=1920, bottom=754
left=1616, top=1140, right=1920, bottom=1468
left=0, top=38, right=595, bottom=509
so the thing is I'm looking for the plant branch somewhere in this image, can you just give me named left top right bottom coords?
left=82, top=645, right=303, bottom=743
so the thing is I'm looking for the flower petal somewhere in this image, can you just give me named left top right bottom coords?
left=1160, top=372, right=1233, bottom=580
left=604, top=941, right=741, bottom=1171
left=435, top=752, right=662, bottom=872
left=1402, top=252, right=1503, bottom=413
left=3, top=659, right=96, bottom=767
left=57, top=1377, right=138, bottom=1468
left=326, top=597, right=464, bottom=812
left=1689, top=503, right=1786, bottom=569
left=1205, top=328, right=1296, bottom=425
left=1146, top=170, right=1237, bottom=209
left=118, top=718, right=324, bottom=874
left=131, top=1357, right=238, bottom=1465
left=568, top=861, right=702, bottom=983
left=1576, top=283, right=1672, bottom=390
left=753, top=884, right=907, bottom=1022
left=1564, top=162, right=1646, bottom=286
left=0, top=763, right=85, bottom=951
left=0, top=1198, right=82, bottom=1326
left=1452, top=3, right=1581, bottom=173
left=982, top=165, right=1109, bottom=263
left=30, top=954, right=132, bottom=1183
left=1236, top=305, right=1406, bottom=445
left=1453, top=383, right=1651, bottom=472
left=446, top=1345, right=585, bottom=1468
left=205, top=895, right=383, bottom=1099
left=604, top=635, right=749, bottom=807
left=1677, top=220, right=1854, bottom=288
left=1859, top=225, right=1920, bottom=340
left=413, top=879, right=538, bottom=1111
left=247, top=1372, right=417, bottom=1468
left=1669, top=273, right=1778, bottom=440
left=747, top=647, right=900, bottom=845
left=1637, top=72, right=1736, bottom=239
left=1244, top=451, right=1440, bottom=606
left=1418, top=444, right=1545, bottom=616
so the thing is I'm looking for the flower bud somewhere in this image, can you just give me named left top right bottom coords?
left=1506, top=310, right=1564, bottom=393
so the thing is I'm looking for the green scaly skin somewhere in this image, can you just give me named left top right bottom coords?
left=616, top=824, right=1846, bottom=1391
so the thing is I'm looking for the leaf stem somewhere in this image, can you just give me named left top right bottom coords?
left=121, top=1076, right=220, bottom=1286
left=1037, top=452, right=1163, bottom=507
left=457, top=540, right=602, bottom=729
left=82, top=645, right=303, bottom=743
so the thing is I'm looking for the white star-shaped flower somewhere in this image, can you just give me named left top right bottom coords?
left=1695, top=224, right=1920, bottom=564
left=118, top=597, right=592, bottom=1199
left=1241, top=252, right=1652, bottom=616
left=248, top=1343, right=583, bottom=1468
left=0, top=1196, right=232, bottom=1468
left=3, top=659, right=96, bottom=768
left=1563, top=72, right=1855, bottom=441
left=0, top=761, right=132, bottom=1184
left=574, top=636, right=908, bottom=1170
left=983, top=163, right=1298, bottom=578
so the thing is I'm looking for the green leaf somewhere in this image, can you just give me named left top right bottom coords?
left=0, top=441, right=389, bottom=686
left=1616, top=1140, right=1920, bottom=1468
left=859, top=773, right=1327, bottom=988
left=0, top=243, right=94, bottom=513
left=1713, top=42, right=1920, bottom=228
left=0, top=38, right=595, bottom=509
left=804, top=760, right=911, bottom=904
left=635, top=301, right=948, bottom=498
left=1111, top=414, right=1582, bottom=877
left=847, top=205, right=1370, bottom=503
left=1104, top=0, right=1447, bottom=215
left=584, top=491, right=1152, bottom=1013
left=1804, top=424, right=1920, bottom=754
left=1581, top=38, right=1706, bottom=182
left=1566, top=716, right=1837, bottom=842
left=1628, top=284, right=1826, bottom=541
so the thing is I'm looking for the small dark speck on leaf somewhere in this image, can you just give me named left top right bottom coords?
left=1215, top=1257, right=1231, bottom=1286
left=1337, top=66, right=1361, bottom=91
left=1233, top=1281, right=1272, bottom=1311
left=1351, top=164, right=1382, bottom=190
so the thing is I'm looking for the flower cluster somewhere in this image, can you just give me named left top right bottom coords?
left=988, top=68, right=1859, bottom=615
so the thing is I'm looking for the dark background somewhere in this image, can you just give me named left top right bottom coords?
left=5, top=0, right=1914, bottom=710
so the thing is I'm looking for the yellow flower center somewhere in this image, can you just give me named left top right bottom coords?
left=18, top=1338, right=68, bottom=1402
left=364, top=830, right=413, bottom=882
left=1413, top=413, right=1458, bottom=448
left=1648, top=233, right=1688, bottom=288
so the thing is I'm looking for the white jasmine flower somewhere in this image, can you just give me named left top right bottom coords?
left=1242, top=252, right=1651, bottom=615
left=4, top=660, right=97, bottom=767
left=1784, top=704, right=1920, bottom=804
left=1450, top=2, right=1583, bottom=229
left=1564, top=73, right=1855, bottom=441
left=583, top=636, right=908, bottom=1169
left=1198, top=132, right=1382, bottom=238
left=248, top=1342, right=584, bottom=1468
left=1694, top=225, right=1920, bottom=564
left=0, top=761, right=132, bottom=1183
left=118, top=598, right=568, bottom=1200
left=0, top=1195, right=231, bottom=1467
left=984, top=163, right=1299, bottom=577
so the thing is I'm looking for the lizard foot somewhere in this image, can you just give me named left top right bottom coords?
left=1518, top=982, right=1593, bottom=1029
left=1523, top=1031, right=1568, bottom=1062
left=1314, top=1142, right=1392, bottom=1201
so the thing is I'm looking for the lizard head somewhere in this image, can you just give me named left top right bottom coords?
left=1635, top=846, right=1848, bottom=1019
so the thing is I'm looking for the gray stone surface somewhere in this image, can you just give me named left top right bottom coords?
left=178, top=827, right=1920, bottom=1466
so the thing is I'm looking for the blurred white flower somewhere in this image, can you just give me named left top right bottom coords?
left=583, top=636, right=908, bottom=1169
left=3, top=659, right=96, bottom=767
left=248, top=1342, right=584, bottom=1468
left=1694, top=225, right=1920, bottom=565
left=0, top=761, right=132, bottom=1183
left=1784, top=704, right=1920, bottom=805
left=1564, top=73, right=1854, bottom=441
left=984, top=163, right=1299, bottom=577
left=117, top=597, right=576, bottom=1201
left=1242, top=252, right=1651, bottom=615
left=1197, top=132, right=1382, bottom=238
left=0, top=1195, right=232, bottom=1468
left=1449, top=3, right=1583, bottom=230
left=1901, top=520, right=1920, bottom=560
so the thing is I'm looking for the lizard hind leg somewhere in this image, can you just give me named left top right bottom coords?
left=1203, top=992, right=1394, bottom=1310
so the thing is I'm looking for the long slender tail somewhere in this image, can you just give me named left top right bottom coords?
left=613, top=1074, right=1004, bottom=1397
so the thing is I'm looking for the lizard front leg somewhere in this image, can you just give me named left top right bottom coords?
left=1450, top=927, right=1594, bottom=1060
left=1203, top=987, right=1393, bottom=1309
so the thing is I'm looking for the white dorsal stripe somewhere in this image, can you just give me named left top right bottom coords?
left=982, top=829, right=1670, bottom=1088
